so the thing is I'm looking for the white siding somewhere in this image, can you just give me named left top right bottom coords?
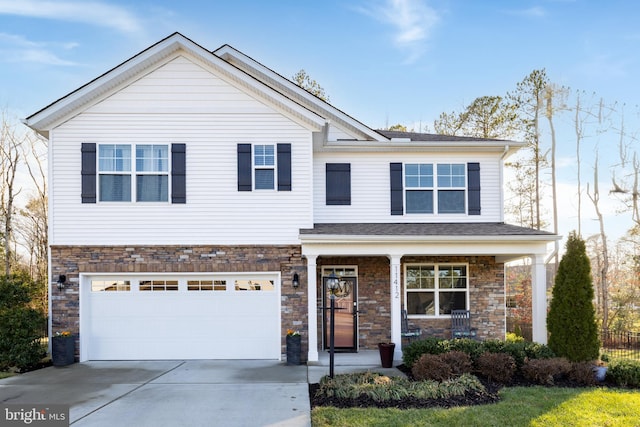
left=313, top=152, right=503, bottom=223
left=50, top=56, right=314, bottom=246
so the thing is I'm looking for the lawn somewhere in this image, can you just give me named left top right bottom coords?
left=311, top=386, right=640, bottom=427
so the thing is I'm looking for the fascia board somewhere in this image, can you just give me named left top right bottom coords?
left=315, top=140, right=527, bottom=153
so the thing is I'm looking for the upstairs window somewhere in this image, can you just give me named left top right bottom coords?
left=136, top=145, right=169, bottom=202
left=254, top=144, right=275, bottom=190
left=404, top=163, right=466, bottom=214
left=99, top=144, right=132, bottom=202
left=97, top=144, right=169, bottom=202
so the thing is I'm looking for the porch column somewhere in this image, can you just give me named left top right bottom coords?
left=306, top=255, right=319, bottom=362
left=531, top=254, right=548, bottom=344
left=389, top=255, right=402, bottom=359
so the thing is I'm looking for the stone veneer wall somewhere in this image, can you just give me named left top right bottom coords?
left=316, top=255, right=505, bottom=351
left=50, top=245, right=307, bottom=361
left=402, top=256, right=505, bottom=340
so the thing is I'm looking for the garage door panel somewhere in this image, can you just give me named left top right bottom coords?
left=84, top=276, right=280, bottom=360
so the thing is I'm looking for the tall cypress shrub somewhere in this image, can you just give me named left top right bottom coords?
left=547, top=232, right=600, bottom=362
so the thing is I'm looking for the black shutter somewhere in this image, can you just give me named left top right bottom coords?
left=171, top=144, right=186, bottom=203
left=390, top=162, right=403, bottom=215
left=237, top=144, right=252, bottom=191
left=277, top=143, right=291, bottom=191
left=467, top=162, right=481, bottom=215
left=326, top=163, right=351, bottom=205
left=81, top=143, right=96, bottom=203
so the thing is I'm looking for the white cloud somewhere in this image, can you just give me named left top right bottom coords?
left=0, top=33, right=80, bottom=66
left=356, top=0, right=440, bottom=64
left=0, top=0, right=143, bottom=34
left=504, top=6, right=546, bottom=18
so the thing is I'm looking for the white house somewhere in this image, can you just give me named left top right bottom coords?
left=24, top=33, right=558, bottom=363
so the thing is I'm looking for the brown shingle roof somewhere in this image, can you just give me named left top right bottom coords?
left=299, top=222, right=556, bottom=237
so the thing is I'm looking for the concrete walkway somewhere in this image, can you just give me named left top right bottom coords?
left=0, top=353, right=404, bottom=427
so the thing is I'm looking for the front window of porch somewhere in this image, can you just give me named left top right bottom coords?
left=405, top=264, right=468, bottom=316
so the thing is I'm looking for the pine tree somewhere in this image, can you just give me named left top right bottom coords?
left=547, top=232, right=600, bottom=361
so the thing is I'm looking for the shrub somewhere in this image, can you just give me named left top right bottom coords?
left=440, top=351, right=473, bottom=376
left=506, top=332, right=525, bottom=343
left=568, top=362, right=598, bottom=386
left=607, top=359, right=640, bottom=388
left=448, top=338, right=484, bottom=360
left=521, top=357, right=572, bottom=385
left=412, top=354, right=452, bottom=381
left=475, top=352, right=516, bottom=384
left=0, top=275, right=47, bottom=371
left=402, top=337, right=448, bottom=368
left=547, top=232, right=600, bottom=362
left=523, top=341, right=555, bottom=360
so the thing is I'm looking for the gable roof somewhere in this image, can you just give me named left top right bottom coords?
left=23, top=32, right=327, bottom=137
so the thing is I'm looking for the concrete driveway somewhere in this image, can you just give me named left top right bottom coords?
left=0, top=360, right=310, bottom=427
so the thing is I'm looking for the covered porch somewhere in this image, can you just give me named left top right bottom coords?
left=299, top=223, right=559, bottom=362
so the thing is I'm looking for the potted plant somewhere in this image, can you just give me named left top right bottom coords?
left=286, top=329, right=301, bottom=365
left=378, top=342, right=396, bottom=368
left=52, top=331, right=75, bottom=366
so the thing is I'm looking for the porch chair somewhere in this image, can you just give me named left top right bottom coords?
left=450, top=309, right=478, bottom=339
left=401, top=309, right=422, bottom=343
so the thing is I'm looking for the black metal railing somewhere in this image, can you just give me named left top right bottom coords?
left=600, top=329, right=640, bottom=361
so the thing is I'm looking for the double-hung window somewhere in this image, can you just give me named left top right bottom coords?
left=98, top=144, right=169, bottom=202
left=405, top=264, right=468, bottom=316
left=404, top=163, right=466, bottom=214
left=254, top=144, right=275, bottom=190
left=136, top=145, right=169, bottom=201
left=99, top=144, right=132, bottom=202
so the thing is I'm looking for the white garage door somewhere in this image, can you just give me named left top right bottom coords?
left=81, top=274, right=281, bottom=360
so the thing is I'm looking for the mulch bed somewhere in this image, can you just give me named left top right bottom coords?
left=309, top=364, right=613, bottom=410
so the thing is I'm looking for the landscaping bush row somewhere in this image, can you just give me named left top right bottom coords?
left=316, top=371, right=488, bottom=403
left=402, top=337, right=554, bottom=369
left=404, top=337, right=640, bottom=388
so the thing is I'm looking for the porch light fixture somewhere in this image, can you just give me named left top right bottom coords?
left=326, top=270, right=339, bottom=292
left=57, top=275, right=67, bottom=291
left=292, top=272, right=300, bottom=288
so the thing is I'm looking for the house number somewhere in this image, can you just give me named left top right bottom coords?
left=393, top=264, right=400, bottom=299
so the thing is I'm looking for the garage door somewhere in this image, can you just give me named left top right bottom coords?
left=81, top=274, right=281, bottom=360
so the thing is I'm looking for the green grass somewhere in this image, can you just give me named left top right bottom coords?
left=0, top=371, right=14, bottom=379
left=311, top=386, right=640, bottom=427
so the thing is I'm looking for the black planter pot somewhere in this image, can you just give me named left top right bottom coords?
left=378, top=342, right=396, bottom=368
left=52, top=336, right=75, bottom=367
left=286, top=335, right=301, bottom=365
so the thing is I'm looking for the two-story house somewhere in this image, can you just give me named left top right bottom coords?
left=24, top=33, right=558, bottom=363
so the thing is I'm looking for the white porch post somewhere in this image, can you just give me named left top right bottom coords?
left=531, top=254, right=548, bottom=344
left=389, top=255, right=402, bottom=359
left=306, top=255, right=319, bottom=362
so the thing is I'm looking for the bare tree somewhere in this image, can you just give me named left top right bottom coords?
left=0, top=110, right=24, bottom=275
left=587, top=152, right=609, bottom=329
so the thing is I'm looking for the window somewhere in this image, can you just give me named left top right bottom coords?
left=139, top=280, right=178, bottom=291
left=99, top=145, right=131, bottom=202
left=404, top=163, right=466, bottom=214
left=437, top=164, right=465, bottom=213
left=237, top=144, right=291, bottom=192
left=188, top=280, right=226, bottom=291
left=254, top=144, right=275, bottom=190
left=91, top=280, right=130, bottom=292
left=234, top=279, right=275, bottom=291
left=405, top=264, right=468, bottom=316
left=405, top=164, right=433, bottom=213
left=97, top=144, right=169, bottom=202
left=136, top=145, right=169, bottom=202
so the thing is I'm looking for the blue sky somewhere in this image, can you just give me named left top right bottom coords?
left=1, top=0, right=638, bottom=243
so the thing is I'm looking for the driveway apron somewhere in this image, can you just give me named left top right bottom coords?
left=0, top=360, right=310, bottom=427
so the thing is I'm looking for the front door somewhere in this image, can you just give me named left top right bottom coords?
left=323, top=273, right=357, bottom=351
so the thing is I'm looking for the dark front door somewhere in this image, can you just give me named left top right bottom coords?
left=323, top=276, right=357, bottom=351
